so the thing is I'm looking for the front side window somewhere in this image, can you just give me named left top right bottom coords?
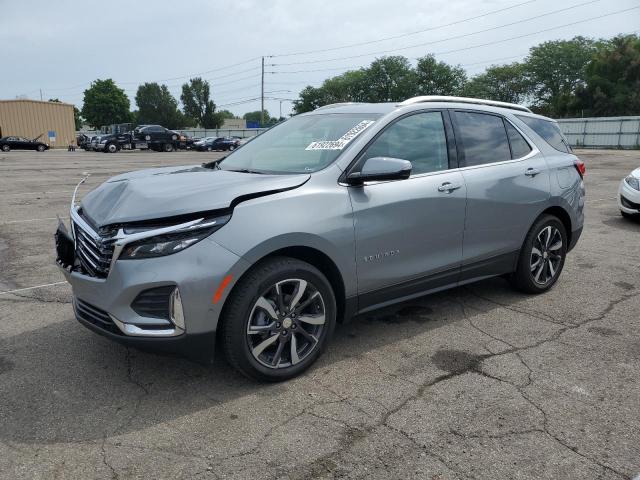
left=220, top=113, right=381, bottom=174
left=454, top=111, right=511, bottom=167
left=516, top=115, right=571, bottom=153
left=359, top=112, right=449, bottom=176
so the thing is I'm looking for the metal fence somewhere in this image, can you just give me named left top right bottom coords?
left=557, top=116, right=640, bottom=149
left=78, top=128, right=267, bottom=139
left=175, top=128, right=267, bottom=139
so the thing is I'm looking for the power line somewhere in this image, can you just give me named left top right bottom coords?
left=270, top=0, right=605, bottom=67
left=424, top=7, right=640, bottom=58
left=268, top=0, right=539, bottom=58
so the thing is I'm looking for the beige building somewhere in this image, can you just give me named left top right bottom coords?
left=221, top=118, right=246, bottom=129
left=0, top=99, right=76, bottom=148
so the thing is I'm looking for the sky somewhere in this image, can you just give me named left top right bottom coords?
left=1, top=0, right=638, bottom=118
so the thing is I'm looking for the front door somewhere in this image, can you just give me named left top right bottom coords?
left=347, top=110, right=467, bottom=311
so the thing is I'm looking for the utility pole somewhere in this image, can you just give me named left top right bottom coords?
left=260, top=57, right=265, bottom=127
left=39, top=89, right=43, bottom=101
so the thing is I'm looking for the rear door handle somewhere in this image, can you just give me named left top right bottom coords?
left=525, top=168, right=541, bottom=177
left=438, top=182, right=462, bottom=193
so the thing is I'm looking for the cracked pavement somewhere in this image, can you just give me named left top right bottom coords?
left=1, top=149, right=639, bottom=479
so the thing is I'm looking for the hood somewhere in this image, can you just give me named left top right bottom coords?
left=80, top=165, right=310, bottom=227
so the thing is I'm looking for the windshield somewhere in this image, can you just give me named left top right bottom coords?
left=219, top=113, right=381, bottom=174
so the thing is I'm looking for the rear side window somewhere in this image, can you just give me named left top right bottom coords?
left=360, top=111, right=449, bottom=176
left=516, top=116, right=571, bottom=153
left=454, top=111, right=511, bottom=166
left=505, top=121, right=532, bottom=158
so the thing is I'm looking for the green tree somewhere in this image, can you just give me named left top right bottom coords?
left=217, top=109, right=235, bottom=120
left=575, top=34, right=640, bottom=116
left=463, top=63, right=530, bottom=104
left=525, top=36, right=598, bottom=116
left=135, top=82, right=183, bottom=128
left=73, top=107, right=83, bottom=130
left=293, top=86, right=325, bottom=114
left=415, top=55, right=467, bottom=96
left=243, top=110, right=272, bottom=126
left=180, top=77, right=222, bottom=128
left=363, top=56, right=417, bottom=102
left=81, top=79, right=131, bottom=128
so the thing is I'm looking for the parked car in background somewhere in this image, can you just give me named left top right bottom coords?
left=0, top=136, right=49, bottom=152
left=56, top=96, right=585, bottom=381
left=131, top=125, right=179, bottom=152
left=176, top=134, right=200, bottom=150
left=619, top=167, right=640, bottom=219
left=194, top=136, right=240, bottom=152
left=76, top=134, right=92, bottom=150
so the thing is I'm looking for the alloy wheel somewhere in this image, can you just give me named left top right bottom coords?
left=530, top=225, right=563, bottom=285
left=247, top=278, right=326, bottom=369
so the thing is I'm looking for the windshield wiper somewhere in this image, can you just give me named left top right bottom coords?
left=227, top=168, right=265, bottom=174
left=202, top=157, right=224, bottom=170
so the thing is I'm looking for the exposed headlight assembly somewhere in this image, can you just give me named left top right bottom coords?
left=625, top=175, right=640, bottom=191
left=118, top=214, right=230, bottom=260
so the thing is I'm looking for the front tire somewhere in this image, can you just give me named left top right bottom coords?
left=510, top=215, right=567, bottom=294
left=36, top=144, right=46, bottom=152
left=163, top=143, right=173, bottom=152
left=106, top=143, right=119, bottom=153
left=220, top=257, right=336, bottom=382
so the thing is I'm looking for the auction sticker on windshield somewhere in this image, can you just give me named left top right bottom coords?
left=305, top=120, right=375, bottom=150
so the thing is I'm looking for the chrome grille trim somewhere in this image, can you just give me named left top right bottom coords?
left=71, top=212, right=115, bottom=278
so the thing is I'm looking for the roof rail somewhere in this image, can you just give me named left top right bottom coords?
left=398, top=96, right=532, bottom=113
left=315, top=102, right=363, bottom=111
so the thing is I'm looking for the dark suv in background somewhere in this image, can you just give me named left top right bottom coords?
left=193, top=137, right=241, bottom=152
left=132, top=125, right=180, bottom=152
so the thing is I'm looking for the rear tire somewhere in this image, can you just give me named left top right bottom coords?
left=220, top=257, right=336, bottom=382
left=510, top=214, right=567, bottom=294
left=1, top=145, right=9, bottom=152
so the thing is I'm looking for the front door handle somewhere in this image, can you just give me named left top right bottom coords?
left=438, top=182, right=462, bottom=193
left=525, top=168, right=541, bottom=177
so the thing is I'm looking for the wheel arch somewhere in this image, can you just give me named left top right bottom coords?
left=220, top=244, right=349, bottom=326
left=539, top=205, right=573, bottom=248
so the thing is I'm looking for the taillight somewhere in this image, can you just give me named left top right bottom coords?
left=574, top=159, right=586, bottom=179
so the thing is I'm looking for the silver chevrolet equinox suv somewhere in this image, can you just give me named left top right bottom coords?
left=55, top=96, right=585, bottom=381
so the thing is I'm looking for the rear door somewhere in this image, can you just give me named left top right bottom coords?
left=348, top=110, right=467, bottom=310
left=451, top=110, right=550, bottom=281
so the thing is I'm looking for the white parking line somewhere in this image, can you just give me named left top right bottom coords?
left=0, top=281, right=67, bottom=296
left=1, top=217, right=59, bottom=225
left=3, top=190, right=73, bottom=197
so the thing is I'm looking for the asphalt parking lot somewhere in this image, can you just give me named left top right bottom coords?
left=0, top=148, right=639, bottom=479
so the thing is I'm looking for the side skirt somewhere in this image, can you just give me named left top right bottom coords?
left=348, top=251, right=519, bottom=319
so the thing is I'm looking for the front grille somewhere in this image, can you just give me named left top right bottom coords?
left=73, top=221, right=115, bottom=278
left=74, top=298, right=122, bottom=335
left=621, top=195, right=640, bottom=210
left=131, top=286, right=174, bottom=320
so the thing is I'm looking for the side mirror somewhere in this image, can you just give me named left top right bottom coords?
left=346, top=157, right=412, bottom=185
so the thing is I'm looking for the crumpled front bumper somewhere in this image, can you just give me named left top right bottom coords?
left=59, top=235, right=250, bottom=362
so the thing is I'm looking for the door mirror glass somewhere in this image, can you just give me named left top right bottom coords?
left=347, top=157, right=412, bottom=185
